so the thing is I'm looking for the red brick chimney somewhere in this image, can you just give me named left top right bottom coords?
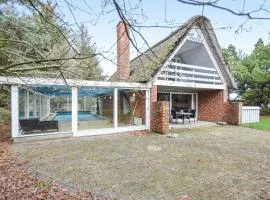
left=117, top=21, right=130, bottom=81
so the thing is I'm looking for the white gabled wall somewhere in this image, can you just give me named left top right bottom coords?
left=153, top=25, right=227, bottom=89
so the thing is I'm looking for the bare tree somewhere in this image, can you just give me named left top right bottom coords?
left=1, top=0, right=270, bottom=81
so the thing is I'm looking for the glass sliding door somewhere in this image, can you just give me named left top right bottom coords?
left=171, top=94, right=192, bottom=112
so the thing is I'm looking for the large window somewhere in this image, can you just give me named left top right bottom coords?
left=18, top=86, right=72, bottom=135
left=118, top=89, right=146, bottom=127
left=171, top=94, right=192, bottom=111
left=77, top=87, right=114, bottom=131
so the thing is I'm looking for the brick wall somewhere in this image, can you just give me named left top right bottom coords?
left=198, top=89, right=242, bottom=125
left=198, top=90, right=227, bottom=121
left=151, top=101, right=169, bottom=134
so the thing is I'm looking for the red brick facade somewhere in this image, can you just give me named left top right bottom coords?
left=198, top=89, right=242, bottom=125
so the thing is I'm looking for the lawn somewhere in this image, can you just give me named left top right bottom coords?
left=245, top=115, right=270, bottom=131
left=12, top=126, right=270, bottom=199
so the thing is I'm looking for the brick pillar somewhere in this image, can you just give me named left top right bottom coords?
left=224, top=102, right=243, bottom=125
left=152, top=101, right=169, bottom=134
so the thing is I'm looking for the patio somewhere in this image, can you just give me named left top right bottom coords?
left=12, top=125, right=270, bottom=199
left=169, top=120, right=218, bottom=129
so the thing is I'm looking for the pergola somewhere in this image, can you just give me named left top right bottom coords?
left=0, top=76, right=151, bottom=138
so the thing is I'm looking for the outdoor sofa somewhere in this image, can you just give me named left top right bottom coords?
left=19, top=118, right=59, bottom=134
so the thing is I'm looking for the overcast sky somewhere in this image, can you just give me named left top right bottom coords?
left=57, top=0, right=270, bottom=77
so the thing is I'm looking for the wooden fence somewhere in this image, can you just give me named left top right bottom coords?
left=242, top=106, right=260, bottom=124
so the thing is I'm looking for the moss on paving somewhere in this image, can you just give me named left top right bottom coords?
left=12, top=126, right=270, bottom=199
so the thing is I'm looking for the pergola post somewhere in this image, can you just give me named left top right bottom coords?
left=11, top=85, right=19, bottom=137
left=145, top=89, right=150, bottom=130
left=33, top=94, right=37, bottom=118
left=83, top=97, right=86, bottom=111
left=72, top=87, right=78, bottom=135
left=39, top=95, right=42, bottom=119
left=24, top=90, right=29, bottom=118
left=67, top=96, right=70, bottom=111
left=47, top=96, right=51, bottom=114
left=113, top=88, right=118, bottom=129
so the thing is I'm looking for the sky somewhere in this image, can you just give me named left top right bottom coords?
left=56, top=0, right=270, bottom=77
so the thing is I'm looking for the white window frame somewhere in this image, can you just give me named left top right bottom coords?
left=158, top=91, right=198, bottom=120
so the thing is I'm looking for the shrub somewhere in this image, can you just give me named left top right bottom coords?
left=0, top=108, right=11, bottom=124
left=261, top=108, right=270, bottom=116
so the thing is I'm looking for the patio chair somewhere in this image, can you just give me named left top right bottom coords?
left=171, top=109, right=182, bottom=123
left=190, top=109, right=196, bottom=123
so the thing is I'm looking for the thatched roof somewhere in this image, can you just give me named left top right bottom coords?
left=112, top=15, right=236, bottom=88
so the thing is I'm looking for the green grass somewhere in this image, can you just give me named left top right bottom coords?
left=245, top=115, right=270, bottom=131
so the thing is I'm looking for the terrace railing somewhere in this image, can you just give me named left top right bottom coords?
left=157, top=62, right=222, bottom=85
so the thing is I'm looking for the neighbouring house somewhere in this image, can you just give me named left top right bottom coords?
left=0, top=15, right=246, bottom=140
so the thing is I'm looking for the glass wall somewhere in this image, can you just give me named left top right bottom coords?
left=17, top=85, right=149, bottom=136
left=28, top=92, right=35, bottom=118
left=77, top=87, right=114, bottom=131
left=51, top=96, right=71, bottom=112
left=118, top=89, right=146, bottom=127
left=19, top=89, right=26, bottom=118
left=18, top=86, right=72, bottom=135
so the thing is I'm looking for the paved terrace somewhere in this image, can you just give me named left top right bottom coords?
left=12, top=126, right=270, bottom=199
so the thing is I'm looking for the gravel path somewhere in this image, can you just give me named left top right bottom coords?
left=12, top=126, right=270, bottom=199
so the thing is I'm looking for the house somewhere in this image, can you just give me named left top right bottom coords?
left=0, top=15, right=243, bottom=139
left=112, top=15, right=242, bottom=133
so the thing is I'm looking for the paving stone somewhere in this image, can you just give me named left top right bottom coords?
left=11, top=126, right=270, bottom=199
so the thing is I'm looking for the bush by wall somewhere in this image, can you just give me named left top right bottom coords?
left=261, top=108, right=270, bottom=116
left=0, top=107, right=11, bottom=124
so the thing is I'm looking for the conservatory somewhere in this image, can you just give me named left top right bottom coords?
left=1, top=76, right=150, bottom=138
